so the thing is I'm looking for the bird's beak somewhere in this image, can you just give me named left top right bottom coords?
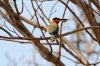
left=60, top=19, right=69, bottom=22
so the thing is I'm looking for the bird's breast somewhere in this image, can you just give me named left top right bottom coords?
left=47, top=23, right=59, bottom=34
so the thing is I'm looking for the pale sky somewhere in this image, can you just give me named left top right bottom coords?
left=0, top=0, right=99, bottom=66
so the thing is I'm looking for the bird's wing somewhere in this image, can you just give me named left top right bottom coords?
left=48, top=23, right=58, bottom=34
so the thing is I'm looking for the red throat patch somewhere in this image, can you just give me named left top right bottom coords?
left=55, top=20, right=60, bottom=24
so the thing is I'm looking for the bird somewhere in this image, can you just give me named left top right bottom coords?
left=47, top=17, right=68, bottom=42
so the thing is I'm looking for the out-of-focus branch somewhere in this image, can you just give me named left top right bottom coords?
left=0, top=5, right=99, bottom=65
left=0, top=0, right=65, bottom=66
left=78, top=0, right=100, bottom=44
left=0, top=38, right=30, bottom=44
left=20, top=15, right=47, bottom=31
left=69, top=0, right=100, bottom=44
left=0, top=26, right=13, bottom=37
left=70, top=0, right=100, bottom=10
left=0, top=26, right=100, bottom=41
left=0, top=0, right=100, bottom=65
left=59, top=0, right=99, bottom=43
left=0, top=10, right=47, bottom=31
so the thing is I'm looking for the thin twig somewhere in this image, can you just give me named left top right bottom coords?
left=31, top=0, right=53, bottom=53
left=0, top=26, right=100, bottom=41
left=59, top=0, right=100, bottom=42
left=0, top=26, right=13, bottom=37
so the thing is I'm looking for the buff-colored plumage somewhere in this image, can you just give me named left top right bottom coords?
left=48, top=17, right=68, bottom=42
left=48, top=20, right=59, bottom=42
left=48, top=20, right=59, bottom=34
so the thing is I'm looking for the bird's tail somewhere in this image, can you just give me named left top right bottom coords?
left=50, top=35, right=55, bottom=42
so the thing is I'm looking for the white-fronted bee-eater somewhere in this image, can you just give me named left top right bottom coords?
left=48, top=17, right=68, bottom=42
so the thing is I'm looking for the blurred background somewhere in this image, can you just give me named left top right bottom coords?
left=0, top=0, right=100, bottom=66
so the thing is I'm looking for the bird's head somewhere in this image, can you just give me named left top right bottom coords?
left=52, top=17, right=68, bottom=24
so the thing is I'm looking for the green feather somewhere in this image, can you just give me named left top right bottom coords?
left=50, top=35, right=55, bottom=42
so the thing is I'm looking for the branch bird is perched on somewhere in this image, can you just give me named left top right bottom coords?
left=48, top=17, right=68, bottom=42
